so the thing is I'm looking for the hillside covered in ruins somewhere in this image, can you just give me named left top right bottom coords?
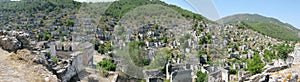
left=0, top=0, right=299, bottom=82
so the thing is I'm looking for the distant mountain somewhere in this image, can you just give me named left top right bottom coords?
left=217, top=14, right=300, bottom=41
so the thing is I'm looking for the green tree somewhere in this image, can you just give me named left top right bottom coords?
left=246, top=52, right=265, bottom=75
left=128, top=41, right=149, bottom=67
left=263, top=50, right=276, bottom=62
left=197, top=27, right=203, bottom=35
left=275, top=44, right=293, bottom=60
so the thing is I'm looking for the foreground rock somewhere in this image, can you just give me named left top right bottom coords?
left=0, top=30, right=29, bottom=52
left=0, top=36, right=21, bottom=52
left=0, top=49, right=59, bottom=82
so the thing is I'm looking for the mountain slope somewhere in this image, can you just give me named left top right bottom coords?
left=0, top=0, right=213, bottom=23
left=104, top=0, right=214, bottom=23
left=218, top=14, right=300, bottom=41
left=0, top=0, right=81, bottom=11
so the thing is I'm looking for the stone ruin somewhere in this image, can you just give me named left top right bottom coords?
left=35, top=41, right=95, bottom=82
left=0, top=30, right=29, bottom=52
left=289, top=43, right=300, bottom=64
left=208, top=68, right=229, bottom=82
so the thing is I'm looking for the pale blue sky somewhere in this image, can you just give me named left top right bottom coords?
left=162, top=0, right=300, bottom=28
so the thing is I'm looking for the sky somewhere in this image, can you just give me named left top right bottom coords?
left=162, top=0, right=300, bottom=28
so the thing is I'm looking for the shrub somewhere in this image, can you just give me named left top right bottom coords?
left=229, top=68, right=237, bottom=75
left=196, top=71, right=208, bottom=82
left=97, top=59, right=116, bottom=71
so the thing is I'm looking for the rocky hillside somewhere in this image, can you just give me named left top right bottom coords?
left=217, top=14, right=300, bottom=41
left=0, top=0, right=298, bottom=82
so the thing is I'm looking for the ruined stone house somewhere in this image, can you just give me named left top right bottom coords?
left=37, top=41, right=96, bottom=82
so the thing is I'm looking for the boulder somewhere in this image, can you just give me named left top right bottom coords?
left=0, top=30, right=30, bottom=51
left=16, top=32, right=30, bottom=48
left=1, top=37, right=21, bottom=52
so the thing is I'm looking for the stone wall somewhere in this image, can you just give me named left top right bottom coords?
left=56, top=51, right=84, bottom=82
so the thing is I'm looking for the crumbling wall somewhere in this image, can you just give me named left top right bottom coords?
left=34, top=42, right=95, bottom=82
left=56, top=51, right=84, bottom=82
left=78, top=42, right=94, bottom=66
left=54, top=42, right=95, bottom=82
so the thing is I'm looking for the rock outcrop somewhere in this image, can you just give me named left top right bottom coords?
left=0, top=36, right=21, bottom=52
left=0, top=30, right=30, bottom=52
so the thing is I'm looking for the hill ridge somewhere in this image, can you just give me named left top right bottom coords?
left=218, top=13, right=300, bottom=41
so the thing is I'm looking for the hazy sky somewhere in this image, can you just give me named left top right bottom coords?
left=163, top=0, right=300, bottom=28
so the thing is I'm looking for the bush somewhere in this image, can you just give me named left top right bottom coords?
left=97, top=59, right=116, bottom=71
left=196, top=71, right=208, bottom=82
left=6, top=26, right=11, bottom=31
left=50, top=53, right=58, bottom=64
left=97, top=42, right=114, bottom=54
left=43, top=33, right=51, bottom=40
left=65, top=20, right=74, bottom=27
left=53, top=56, right=58, bottom=64
left=229, top=68, right=237, bottom=75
